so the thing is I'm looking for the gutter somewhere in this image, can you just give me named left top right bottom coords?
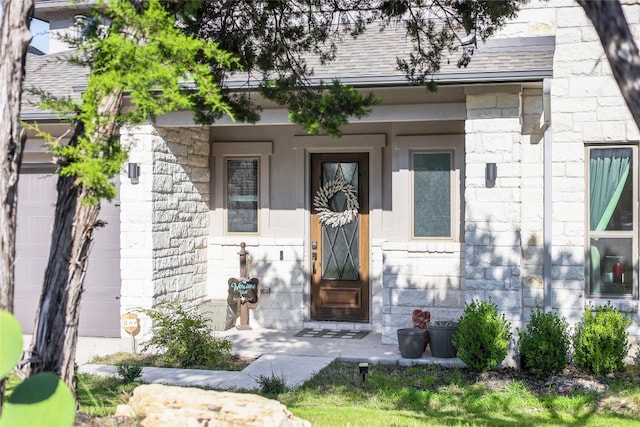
left=223, top=70, right=554, bottom=91
left=543, top=78, right=552, bottom=312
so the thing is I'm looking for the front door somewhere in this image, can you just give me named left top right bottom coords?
left=310, top=153, right=369, bottom=321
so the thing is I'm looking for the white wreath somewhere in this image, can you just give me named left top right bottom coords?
left=313, top=179, right=359, bottom=228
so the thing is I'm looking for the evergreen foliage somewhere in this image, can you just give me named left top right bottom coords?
left=32, top=0, right=236, bottom=204
left=572, top=302, right=630, bottom=375
left=453, top=299, right=512, bottom=372
left=29, top=0, right=526, bottom=201
left=139, top=300, right=232, bottom=369
left=517, top=307, right=570, bottom=376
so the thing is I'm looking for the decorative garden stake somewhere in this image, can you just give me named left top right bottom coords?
left=121, top=312, right=140, bottom=353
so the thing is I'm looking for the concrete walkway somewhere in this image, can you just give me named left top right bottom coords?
left=76, top=328, right=464, bottom=391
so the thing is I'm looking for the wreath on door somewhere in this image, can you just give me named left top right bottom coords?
left=313, top=179, right=359, bottom=228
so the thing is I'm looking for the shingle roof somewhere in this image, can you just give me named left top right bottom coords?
left=21, top=51, right=88, bottom=121
left=227, top=29, right=554, bottom=88
left=20, top=31, right=554, bottom=120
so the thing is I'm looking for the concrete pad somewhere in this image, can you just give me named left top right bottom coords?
left=238, top=354, right=335, bottom=390
left=141, top=367, right=242, bottom=389
left=79, top=364, right=119, bottom=377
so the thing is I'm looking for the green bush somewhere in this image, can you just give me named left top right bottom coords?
left=517, top=308, right=570, bottom=376
left=139, top=300, right=232, bottom=369
left=116, top=363, right=143, bottom=383
left=257, top=372, right=288, bottom=398
left=572, top=302, right=630, bottom=375
left=453, top=299, right=512, bottom=372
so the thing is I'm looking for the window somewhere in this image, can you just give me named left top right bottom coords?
left=412, top=151, right=454, bottom=238
left=226, top=158, right=259, bottom=233
left=587, top=146, right=637, bottom=296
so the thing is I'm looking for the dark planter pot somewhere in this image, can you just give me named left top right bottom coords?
left=397, top=328, right=427, bottom=358
left=428, top=321, right=458, bottom=358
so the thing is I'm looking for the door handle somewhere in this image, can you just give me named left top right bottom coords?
left=312, top=252, right=317, bottom=275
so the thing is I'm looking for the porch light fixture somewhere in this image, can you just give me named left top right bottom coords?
left=128, top=162, right=140, bottom=185
left=485, top=163, right=497, bottom=188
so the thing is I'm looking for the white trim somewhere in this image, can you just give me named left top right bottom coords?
left=585, top=144, right=638, bottom=299
left=293, top=134, right=385, bottom=322
left=211, top=142, right=272, bottom=236
left=392, top=135, right=465, bottom=241
left=156, top=103, right=467, bottom=127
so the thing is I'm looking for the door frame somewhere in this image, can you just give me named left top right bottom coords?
left=292, top=134, right=386, bottom=324
left=310, top=152, right=370, bottom=321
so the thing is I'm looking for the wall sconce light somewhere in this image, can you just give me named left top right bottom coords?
left=485, top=163, right=497, bottom=188
left=359, top=362, right=369, bottom=382
left=128, top=162, right=140, bottom=185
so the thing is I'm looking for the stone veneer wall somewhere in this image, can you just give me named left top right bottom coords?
left=120, top=125, right=210, bottom=336
left=520, top=88, right=546, bottom=318
left=380, top=242, right=465, bottom=345
left=464, top=90, right=525, bottom=346
left=551, top=4, right=640, bottom=339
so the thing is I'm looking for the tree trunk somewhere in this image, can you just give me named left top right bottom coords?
left=27, top=127, right=101, bottom=392
left=29, top=89, right=123, bottom=395
left=0, top=0, right=34, bottom=411
left=578, top=0, right=640, bottom=131
left=0, top=0, right=34, bottom=312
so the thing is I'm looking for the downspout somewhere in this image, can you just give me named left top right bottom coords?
left=543, top=78, right=553, bottom=312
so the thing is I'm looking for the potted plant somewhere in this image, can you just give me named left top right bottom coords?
left=397, top=327, right=427, bottom=358
left=427, top=321, right=458, bottom=358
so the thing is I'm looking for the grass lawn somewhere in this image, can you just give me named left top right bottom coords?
left=6, top=361, right=640, bottom=426
left=278, top=361, right=640, bottom=427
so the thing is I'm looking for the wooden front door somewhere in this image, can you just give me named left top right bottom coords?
left=310, top=153, right=369, bottom=321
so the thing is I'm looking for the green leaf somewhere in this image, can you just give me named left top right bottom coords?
left=0, top=310, right=23, bottom=378
left=1, top=373, right=75, bottom=427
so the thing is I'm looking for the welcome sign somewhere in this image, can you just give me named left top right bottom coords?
left=228, top=277, right=259, bottom=304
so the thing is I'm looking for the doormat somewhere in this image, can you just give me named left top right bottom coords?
left=293, top=328, right=369, bottom=339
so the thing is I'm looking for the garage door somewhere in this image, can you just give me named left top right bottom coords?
left=14, top=165, right=121, bottom=337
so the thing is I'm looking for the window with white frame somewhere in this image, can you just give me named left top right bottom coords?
left=412, top=151, right=454, bottom=239
left=587, top=145, right=637, bottom=297
left=212, top=141, right=271, bottom=236
left=226, top=158, right=259, bottom=233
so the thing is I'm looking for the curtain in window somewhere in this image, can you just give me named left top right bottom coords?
left=589, top=148, right=631, bottom=292
left=590, top=149, right=631, bottom=231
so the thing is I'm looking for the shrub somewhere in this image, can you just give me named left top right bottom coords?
left=572, top=302, right=630, bottom=375
left=633, top=346, right=640, bottom=367
left=517, top=308, right=570, bottom=376
left=453, top=299, right=512, bottom=372
left=116, top=363, right=143, bottom=383
left=257, top=373, right=288, bottom=398
left=139, top=300, right=232, bottom=369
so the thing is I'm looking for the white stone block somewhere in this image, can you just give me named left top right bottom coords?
left=467, top=94, right=497, bottom=109
left=486, top=290, right=520, bottom=309
left=556, top=5, right=591, bottom=28
left=467, top=118, right=521, bottom=133
left=497, top=94, right=520, bottom=109
left=601, top=121, right=628, bottom=141
left=555, top=27, right=582, bottom=44
left=551, top=265, right=585, bottom=281
left=552, top=289, right=584, bottom=311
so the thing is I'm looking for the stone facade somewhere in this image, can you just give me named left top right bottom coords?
left=114, top=3, right=640, bottom=348
left=464, top=90, right=526, bottom=331
left=120, top=126, right=210, bottom=333
left=550, top=4, right=640, bottom=339
left=380, top=241, right=465, bottom=344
